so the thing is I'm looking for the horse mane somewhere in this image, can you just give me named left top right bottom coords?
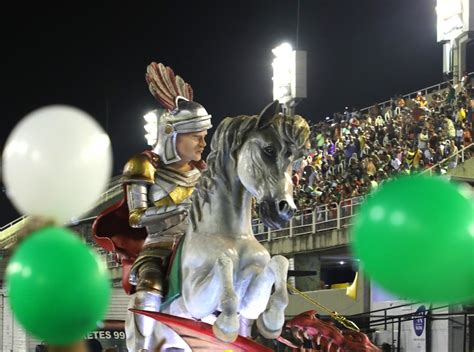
left=190, top=113, right=310, bottom=228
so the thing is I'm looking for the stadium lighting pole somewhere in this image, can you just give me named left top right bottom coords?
left=272, top=43, right=307, bottom=290
left=436, top=0, right=473, bottom=83
left=272, top=43, right=307, bottom=116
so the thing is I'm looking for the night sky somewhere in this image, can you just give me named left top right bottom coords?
left=1, top=0, right=473, bottom=224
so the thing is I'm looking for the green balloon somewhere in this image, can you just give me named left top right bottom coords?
left=6, top=227, right=111, bottom=345
left=352, top=176, right=474, bottom=304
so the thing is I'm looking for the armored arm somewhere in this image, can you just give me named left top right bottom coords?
left=127, top=183, right=188, bottom=227
left=123, top=154, right=188, bottom=228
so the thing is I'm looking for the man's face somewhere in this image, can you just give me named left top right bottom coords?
left=176, top=130, right=208, bottom=163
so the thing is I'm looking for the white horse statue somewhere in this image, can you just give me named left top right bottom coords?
left=127, top=100, right=310, bottom=351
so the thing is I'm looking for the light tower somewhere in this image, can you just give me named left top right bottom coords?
left=272, top=43, right=307, bottom=289
left=272, top=43, right=307, bottom=116
left=436, top=0, right=473, bottom=83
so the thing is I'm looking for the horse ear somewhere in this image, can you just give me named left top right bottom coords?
left=257, top=100, right=280, bottom=129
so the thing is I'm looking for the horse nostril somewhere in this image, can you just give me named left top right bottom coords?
left=279, top=201, right=291, bottom=215
left=278, top=201, right=295, bottom=219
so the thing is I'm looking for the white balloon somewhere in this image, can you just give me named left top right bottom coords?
left=2, top=105, right=112, bottom=224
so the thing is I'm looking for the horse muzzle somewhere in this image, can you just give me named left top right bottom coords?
left=259, top=199, right=295, bottom=230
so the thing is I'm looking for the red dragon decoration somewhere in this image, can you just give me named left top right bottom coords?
left=278, top=310, right=381, bottom=352
left=132, top=308, right=380, bottom=352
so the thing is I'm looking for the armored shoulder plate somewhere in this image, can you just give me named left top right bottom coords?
left=123, top=154, right=157, bottom=184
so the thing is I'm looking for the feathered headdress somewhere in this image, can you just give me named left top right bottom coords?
left=145, top=62, right=194, bottom=110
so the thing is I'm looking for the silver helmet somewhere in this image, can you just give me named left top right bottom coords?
left=147, top=97, right=212, bottom=164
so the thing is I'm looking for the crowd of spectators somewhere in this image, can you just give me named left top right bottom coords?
left=291, top=74, right=473, bottom=211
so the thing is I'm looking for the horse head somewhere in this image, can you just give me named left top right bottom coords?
left=237, top=101, right=310, bottom=229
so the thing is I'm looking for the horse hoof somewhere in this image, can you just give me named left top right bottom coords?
left=212, top=323, right=239, bottom=343
left=256, top=314, right=283, bottom=339
left=212, top=312, right=239, bottom=343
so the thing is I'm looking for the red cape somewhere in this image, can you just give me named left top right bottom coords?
left=92, top=151, right=207, bottom=293
left=93, top=194, right=146, bottom=293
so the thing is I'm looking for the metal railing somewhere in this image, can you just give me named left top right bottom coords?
left=346, top=303, right=473, bottom=352
left=252, top=196, right=365, bottom=242
left=358, top=72, right=473, bottom=115
left=421, top=142, right=473, bottom=176
left=0, top=175, right=124, bottom=248
left=0, top=216, right=27, bottom=238
left=94, top=175, right=123, bottom=205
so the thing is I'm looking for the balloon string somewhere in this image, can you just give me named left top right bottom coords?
left=286, top=283, right=360, bottom=331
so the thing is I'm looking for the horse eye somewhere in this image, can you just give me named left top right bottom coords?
left=263, top=146, right=276, bottom=157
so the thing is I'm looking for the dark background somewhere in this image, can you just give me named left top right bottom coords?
left=1, top=0, right=473, bottom=224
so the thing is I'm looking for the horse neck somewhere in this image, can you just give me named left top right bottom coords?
left=194, top=172, right=253, bottom=236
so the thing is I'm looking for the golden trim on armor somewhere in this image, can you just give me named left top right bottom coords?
left=122, top=154, right=156, bottom=184
left=129, top=247, right=173, bottom=289
left=129, top=208, right=146, bottom=228
left=169, top=186, right=194, bottom=204
left=154, top=186, right=194, bottom=206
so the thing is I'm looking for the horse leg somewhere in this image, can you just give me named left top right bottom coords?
left=257, top=255, right=289, bottom=338
left=212, top=255, right=240, bottom=342
left=241, top=255, right=289, bottom=339
left=183, top=255, right=240, bottom=342
left=182, top=264, right=221, bottom=319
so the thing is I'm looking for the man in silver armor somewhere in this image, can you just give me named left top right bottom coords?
left=93, top=62, right=212, bottom=351
left=127, top=99, right=211, bottom=349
